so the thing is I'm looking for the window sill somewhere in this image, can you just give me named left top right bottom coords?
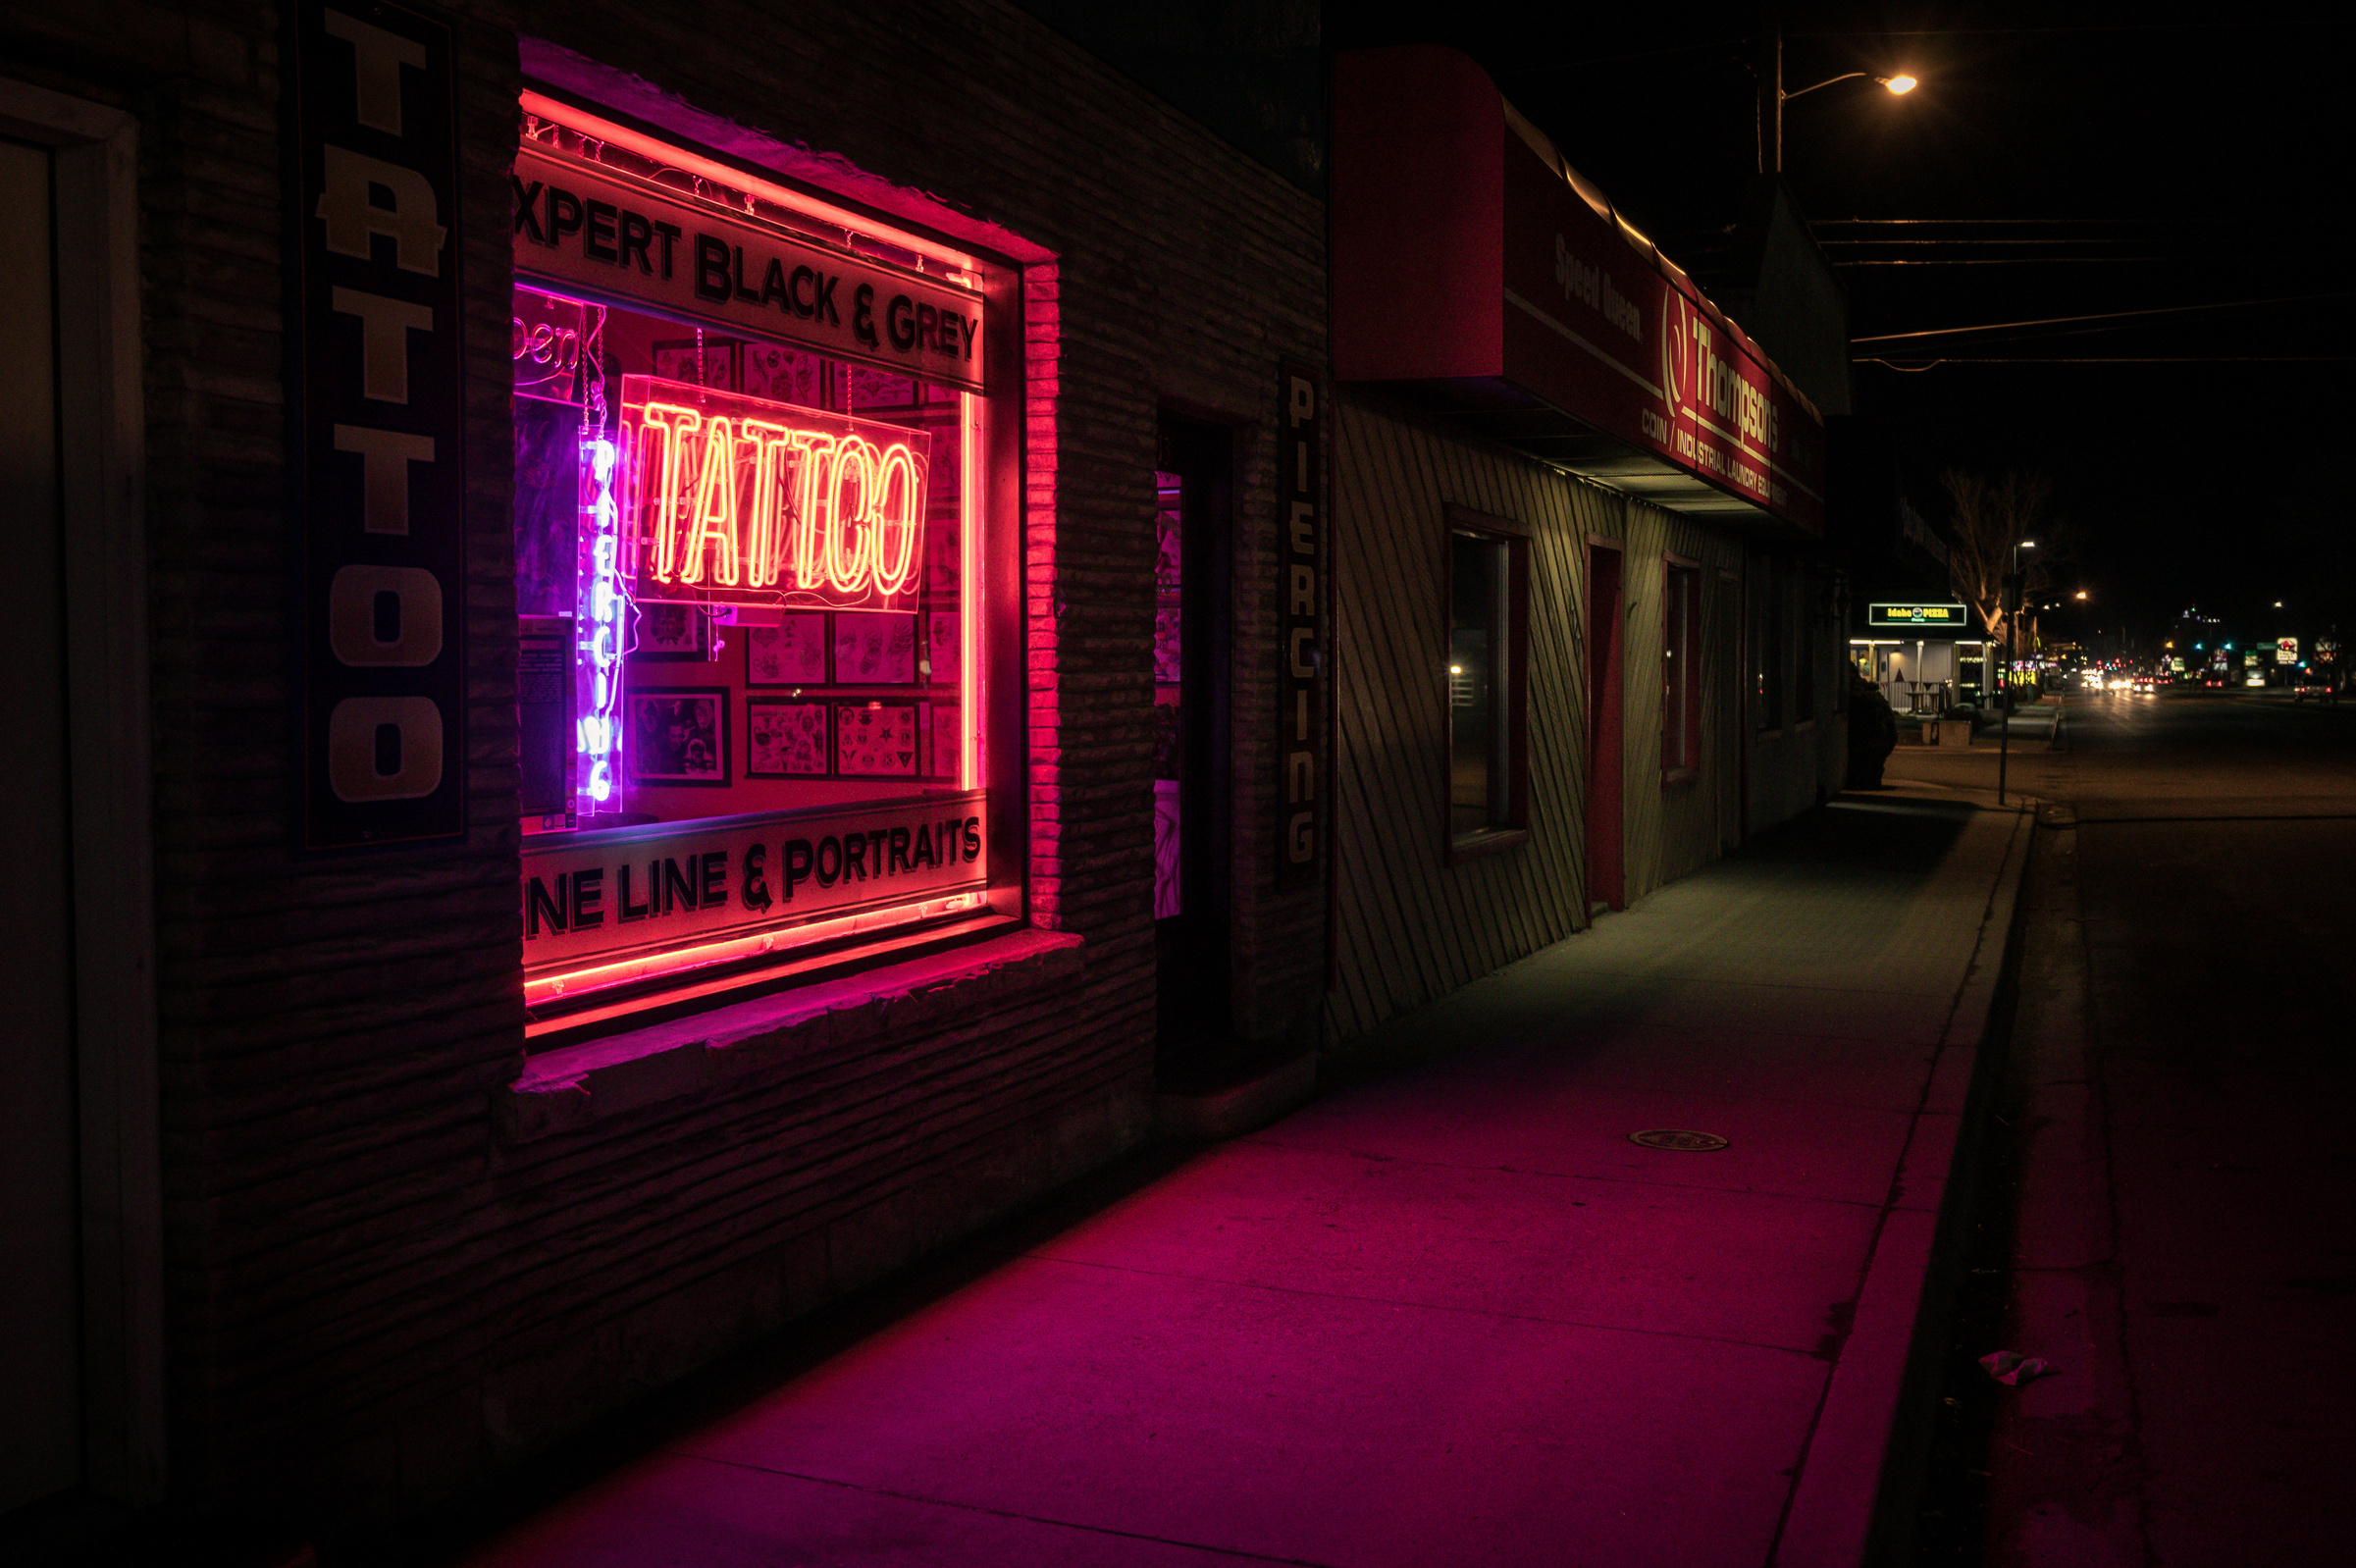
left=1447, top=826, right=1530, bottom=864
left=501, top=927, right=1086, bottom=1144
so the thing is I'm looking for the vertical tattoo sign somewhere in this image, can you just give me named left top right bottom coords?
left=292, top=0, right=466, bottom=847
left=1276, top=359, right=1326, bottom=890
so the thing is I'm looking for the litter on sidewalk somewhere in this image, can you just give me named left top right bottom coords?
left=1979, top=1350, right=2056, bottom=1386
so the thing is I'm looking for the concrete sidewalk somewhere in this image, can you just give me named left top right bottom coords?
left=440, top=799, right=2031, bottom=1568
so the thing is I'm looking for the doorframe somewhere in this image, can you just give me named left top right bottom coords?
left=1, top=77, right=165, bottom=1505
left=1152, top=413, right=1235, bottom=1081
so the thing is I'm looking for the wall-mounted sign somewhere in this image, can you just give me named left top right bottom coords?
left=512, top=142, right=984, bottom=395
left=617, top=376, right=928, bottom=611
left=520, top=792, right=986, bottom=981
left=1331, top=48, right=1825, bottom=533
left=1277, top=360, right=1327, bottom=890
left=1868, top=602, right=1969, bottom=629
left=292, top=0, right=467, bottom=847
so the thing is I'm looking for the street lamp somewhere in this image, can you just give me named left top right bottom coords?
left=1758, top=29, right=1921, bottom=173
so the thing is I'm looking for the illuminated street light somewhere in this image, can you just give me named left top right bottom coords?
left=1759, top=28, right=1922, bottom=173
left=1782, top=70, right=1922, bottom=102
left=2074, top=590, right=2088, bottom=601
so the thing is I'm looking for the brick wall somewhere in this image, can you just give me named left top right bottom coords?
left=2, top=0, right=1324, bottom=1529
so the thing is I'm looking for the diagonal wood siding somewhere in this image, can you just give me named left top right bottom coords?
left=1327, top=394, right=1749, bottom=1046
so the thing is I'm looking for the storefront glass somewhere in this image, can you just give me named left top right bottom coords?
left=510, top=104, right=998, bottom=1027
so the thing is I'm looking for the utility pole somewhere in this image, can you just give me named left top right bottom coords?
left=1757, top=8, right=1783, bottom=174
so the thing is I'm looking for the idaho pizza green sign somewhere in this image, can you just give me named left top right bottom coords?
left=1868, top=602, right=1967, bottom=629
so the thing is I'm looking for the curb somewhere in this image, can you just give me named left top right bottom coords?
left=1774, top=804, right=2038, bottom=1567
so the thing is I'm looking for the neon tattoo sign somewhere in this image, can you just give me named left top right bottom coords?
left=577, top=436, right=624, bottom=804
left=619, top=375, right=927, bottom=609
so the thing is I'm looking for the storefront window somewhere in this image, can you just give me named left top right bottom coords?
left=1662, top=560, right=1700, bottom=773
left=1752, top=554, right=1785, bottom=733
left=510, top=105, right=1000, bottom=1029
left=1446, top=511, right=1528, bottom=846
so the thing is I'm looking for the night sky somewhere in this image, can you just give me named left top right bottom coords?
left=1329, top=3, right=2356, bottom=653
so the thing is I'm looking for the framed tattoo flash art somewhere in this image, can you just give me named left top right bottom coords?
left=744, top=614, right=829, bottom=686
left=629, top=688, right=730, bottom=785
left=746, top=698, right=829, bottom=777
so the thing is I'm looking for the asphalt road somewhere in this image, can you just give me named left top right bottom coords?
left=1905, top=690, right=2356, bottom=1566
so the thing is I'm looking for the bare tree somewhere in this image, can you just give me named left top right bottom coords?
left=1941, top=470, right=2056, bottom=649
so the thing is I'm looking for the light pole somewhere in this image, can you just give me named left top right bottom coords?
left=1999, top=539, right=2035, bottom=807
left=1755, top=17, right=1918, bottom=174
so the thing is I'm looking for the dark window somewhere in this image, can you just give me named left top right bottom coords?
left=1662, top=561, right=1701, bottom=772
left=1752, top=555, right=1784, bottom=733
left=1794, top=570, right=1818, bottom=722
left=1446, top=511, right=1528, bottom=849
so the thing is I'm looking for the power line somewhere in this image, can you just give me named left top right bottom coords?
left=1852, top=292, right=2352, bottom=345
left=1837, top=258, right=2270, bottom=267
left=1857, top=356, right=2356, bottom=369
left=1817, top=218, right=2258, bottom=226
left=1792, top=23, right=2353, bottom=36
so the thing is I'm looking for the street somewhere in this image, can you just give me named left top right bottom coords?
left=1893, top=690, right=2356, bottom=1566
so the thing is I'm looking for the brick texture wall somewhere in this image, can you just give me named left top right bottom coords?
left=2, top=0, right=1324, bottom=1530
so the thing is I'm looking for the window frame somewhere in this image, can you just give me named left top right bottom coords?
left=1751, top=552, right=1786, bottom=736
left=506, top=93, right=1032, bottom=1043
left=1442, top=503, right=1530, bottom=863
left=1661, top=554, right=1702, bottom=781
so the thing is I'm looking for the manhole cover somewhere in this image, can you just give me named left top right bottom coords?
left=1629, top=1128, right=1729, bottom=1152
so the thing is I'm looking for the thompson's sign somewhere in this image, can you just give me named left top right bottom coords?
left=1331, top=48, right=1825, bottom=533
left=1869, top=602, right=1969, bottom=629
left=521, top=792, right=987, bottom=976
left=512, top=142, right=984, bottom=394
left=1499, top=131, right=1824, bottom=529
left=292, top=0, right=467, bottom=848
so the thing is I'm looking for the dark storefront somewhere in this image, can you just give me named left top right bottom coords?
left=7, top=10, right=1852, bottom=1541
left=5, top=0, right=1325, bottom=1528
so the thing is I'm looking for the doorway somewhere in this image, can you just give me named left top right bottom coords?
left=0, top=83, right=163, bottom=1514
left=1153, top=417, right=1232, bottom=1088
left=0, top=131, right=81, bottom=1516
left=1586, top=543, right=1625, bottom=914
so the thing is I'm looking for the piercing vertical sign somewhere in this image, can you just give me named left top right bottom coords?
left=1277, top=359, right=1326, bottom=891
left=291, top=0, right=468, bottom=847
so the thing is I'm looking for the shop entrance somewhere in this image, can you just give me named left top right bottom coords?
left=1153, top=418, right=1232, bottom=1085
left=1586, top=543, right=1625, bottom=914
left=0, top=132, right=81, bottom=1513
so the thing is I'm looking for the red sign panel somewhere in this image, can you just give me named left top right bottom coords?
left=1497, top=131, right=1824, bottom=528
left=1332, top=47, right=1825, bottom=533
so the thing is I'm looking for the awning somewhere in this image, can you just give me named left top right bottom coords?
left=1333, top=47, right=1826, bottom=538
